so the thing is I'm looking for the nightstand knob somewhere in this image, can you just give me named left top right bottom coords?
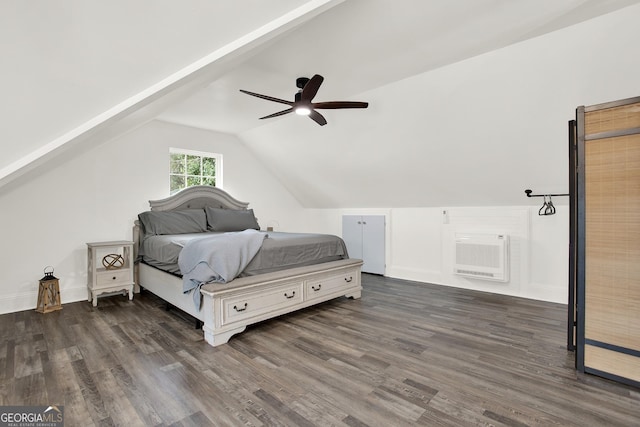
left=112, top=276, right=117, bottom=280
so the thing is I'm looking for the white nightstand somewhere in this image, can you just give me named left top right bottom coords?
left=87, top=240, right=135, bottom=307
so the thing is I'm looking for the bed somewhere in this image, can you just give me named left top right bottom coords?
left=133, top=186, right=362, bottom=347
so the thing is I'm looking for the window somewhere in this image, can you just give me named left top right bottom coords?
left=169, top=148, right=222, bottom=194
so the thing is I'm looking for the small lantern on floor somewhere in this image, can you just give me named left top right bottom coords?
left=36, top=266, right=62, bottom=313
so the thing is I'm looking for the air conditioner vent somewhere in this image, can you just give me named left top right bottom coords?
left=454, top=233, right=509, bottom=282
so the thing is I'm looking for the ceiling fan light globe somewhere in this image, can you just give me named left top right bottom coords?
left=295, top=106, right=311, bottom=116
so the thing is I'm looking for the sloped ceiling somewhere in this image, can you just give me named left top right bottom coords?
left=3, top=0, right=640, bottom=206
left=0, top=0, right=340, bottom=189
left=3, top=0, right=337, bottom=163
left=159, top=0, right=640, bottom=133
left=158, top=0, right=640, bottom=208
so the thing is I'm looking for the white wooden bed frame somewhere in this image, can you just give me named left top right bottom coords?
left=133, top=186, right=362, bottom=347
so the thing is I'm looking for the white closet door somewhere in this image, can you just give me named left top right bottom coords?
left=342, top=215, right=363, bottom=260
left=342, top=215, right=385, bottom=275
left=361, top=215, right=385, bottom=275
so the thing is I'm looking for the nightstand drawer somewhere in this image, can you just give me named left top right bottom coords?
left=96, top=269, right=132, bottom=287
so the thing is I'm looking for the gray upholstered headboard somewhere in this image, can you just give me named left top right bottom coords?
left=148, top=186, right=249, bottom=211
left=132, top=186, right=251, bottom=268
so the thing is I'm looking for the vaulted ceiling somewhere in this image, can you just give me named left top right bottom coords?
left=159, top=0, right=640, bottom=134
left=3, top=0, right=640, bottom=206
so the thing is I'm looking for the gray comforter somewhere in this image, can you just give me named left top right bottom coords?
left=140, top=231, right=348, bottom=277
left=177, top=229, right=266, bottom=310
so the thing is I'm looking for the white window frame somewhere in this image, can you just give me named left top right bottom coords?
left=169, top=148, right=223, bottom=194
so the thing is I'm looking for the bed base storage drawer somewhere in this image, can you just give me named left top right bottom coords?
left=221, top=282, right=304, bottom=325
left=305, top=272, right=357, bottom=301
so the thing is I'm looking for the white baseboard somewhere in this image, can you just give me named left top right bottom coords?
left=521, top=283, right=567, bottom=305
left=384, top=266, right=443, bottom=284
left=385, top=265, right=566, bottom=304
left=1, top=274, right=567, bottom=315
left=0, top=285, right=89, bottom=315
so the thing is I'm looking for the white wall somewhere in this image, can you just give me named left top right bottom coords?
left=305, top=204, right=568, bottom=303
left=0, top=120, right=306, bottom=314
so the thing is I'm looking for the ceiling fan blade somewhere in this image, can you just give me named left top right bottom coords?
left=312, top=101, right=369, bottom=109
left=260, top=108, right=293, bottom=120
left=300, top=74, right=324, bottom=102
left=239, top=89, right=292, bottom=106
left=309, top=109, right=327, bottom=126
left=242, top=76, right=368, bottom=125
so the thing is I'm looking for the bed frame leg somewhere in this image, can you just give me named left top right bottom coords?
left=345, top=290, right=362, bottom=299
left=203, top=325, right=246, bottom=347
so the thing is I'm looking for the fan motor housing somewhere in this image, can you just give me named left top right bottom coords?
left=296, top=77, right=310, bottom=89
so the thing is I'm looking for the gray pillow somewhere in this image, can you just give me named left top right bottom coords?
left=138, top=209, right=207, bottom=236
left=205, top=207, right=260, bottom=232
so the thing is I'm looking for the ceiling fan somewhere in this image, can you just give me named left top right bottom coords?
left=239, top=74, right=368, bottom=126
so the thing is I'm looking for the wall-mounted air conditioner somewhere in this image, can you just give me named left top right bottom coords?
left=454, top=233, right=509, bottom=282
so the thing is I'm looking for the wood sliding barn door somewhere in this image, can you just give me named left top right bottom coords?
left=575, top=96, right=640, bottom=387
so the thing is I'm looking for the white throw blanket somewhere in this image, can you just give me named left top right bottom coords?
left=177, top=229, right=266, bottom=310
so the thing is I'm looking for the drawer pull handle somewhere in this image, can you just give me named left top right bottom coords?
left=312, top=284, right=322, bottom=292
left=344, top=277, right=353, bottom=283
left=112, top=276, right=117, bottom=280
left=284, top=291, right=296, bottom=299
left=233, top=303, right=248, bottom=312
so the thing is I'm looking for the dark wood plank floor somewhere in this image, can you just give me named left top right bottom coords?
left=1, top=274, right=639, bottom=426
